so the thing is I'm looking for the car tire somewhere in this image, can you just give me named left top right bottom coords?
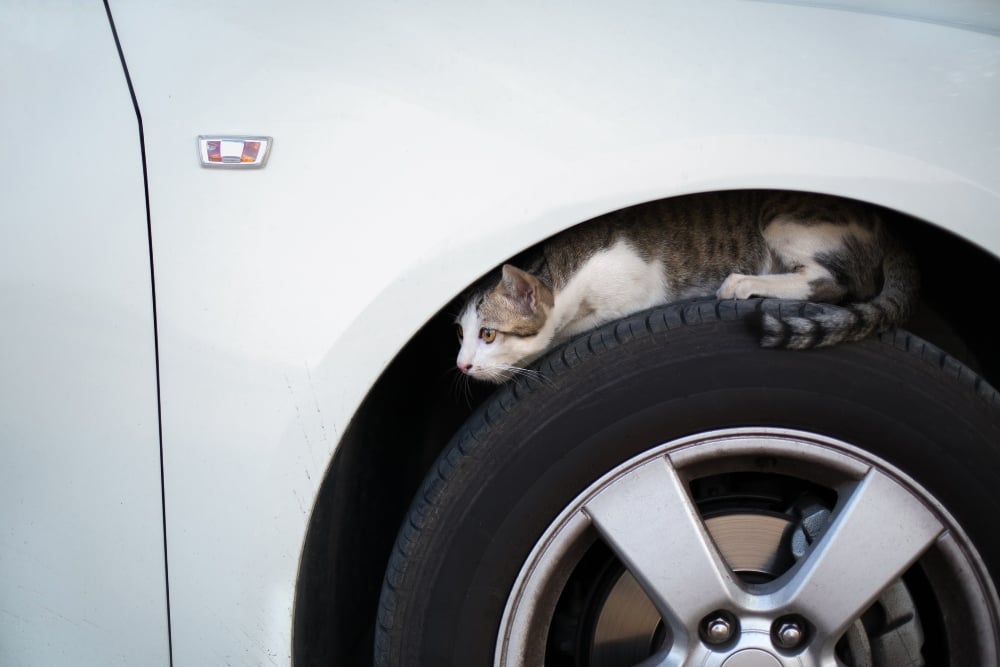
left=375, top=297, right=1000, bottom=666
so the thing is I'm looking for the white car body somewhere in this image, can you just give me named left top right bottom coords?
left=2, top=1, right=999, bottom=665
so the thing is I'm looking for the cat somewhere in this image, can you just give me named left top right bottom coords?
left=454, top=190, right=918, bottom=383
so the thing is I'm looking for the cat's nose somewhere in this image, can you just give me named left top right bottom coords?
left=457, top=362, right=472, bottom=374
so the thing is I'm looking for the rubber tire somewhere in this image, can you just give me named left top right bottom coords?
left=374, top=298, right=1000, bottom=665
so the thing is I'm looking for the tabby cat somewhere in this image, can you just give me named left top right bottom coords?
left=455, top=191, right=917, bottom=383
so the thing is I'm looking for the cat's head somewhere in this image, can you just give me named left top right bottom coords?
left=455, top=264, right=555, bottom=383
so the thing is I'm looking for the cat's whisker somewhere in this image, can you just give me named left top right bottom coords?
left=444, top=365, right=476, bottom=406
left=496, top=364, right=553, bottom=387
left=461, top=373, right=477, bottom=405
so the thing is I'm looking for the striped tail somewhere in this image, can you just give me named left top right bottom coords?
left=759, top=244, right=919, bottom=350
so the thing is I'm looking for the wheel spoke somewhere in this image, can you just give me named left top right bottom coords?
left=582, top=456, right=741, bottom=635
left=773, top=469, right=943, bottom=640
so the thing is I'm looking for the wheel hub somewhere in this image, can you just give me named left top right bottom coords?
left=722, top=649, right=782, bottom=666
left=584, top=501, right=925, bottom=666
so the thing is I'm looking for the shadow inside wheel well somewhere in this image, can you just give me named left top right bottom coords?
left=291, top=192, right=1000, bottom=666
left=892, top=209, right=1000, bottom=384
left=292, top=302, right=496, bottom=665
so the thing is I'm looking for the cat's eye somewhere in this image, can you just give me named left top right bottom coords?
left=479, top=327, right=497, bottom=343
left=455, top=324, right=464, bottom=342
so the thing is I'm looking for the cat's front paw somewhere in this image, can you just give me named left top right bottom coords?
left=717, top=273, right=760, bottom=300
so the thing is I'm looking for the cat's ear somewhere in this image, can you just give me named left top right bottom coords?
left=500, top=264, right=553, bottom=315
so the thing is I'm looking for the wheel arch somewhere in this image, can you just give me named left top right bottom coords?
left=291, top=184, right=1000, bottom=665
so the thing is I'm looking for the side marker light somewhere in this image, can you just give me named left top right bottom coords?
left=198, top=136, right=272, bottom=168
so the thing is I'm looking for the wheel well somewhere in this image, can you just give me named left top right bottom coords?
left=291, top=192, right=1000, bottom=665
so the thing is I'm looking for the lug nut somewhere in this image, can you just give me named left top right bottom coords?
left=773, top=617, right=806, bottom=649
left=700, top=611, right=737, bottom=645
left=706, top=618, right=733, bottom=643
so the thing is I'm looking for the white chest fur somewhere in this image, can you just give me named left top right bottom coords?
left=552, top=240, right=667, bottom=340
